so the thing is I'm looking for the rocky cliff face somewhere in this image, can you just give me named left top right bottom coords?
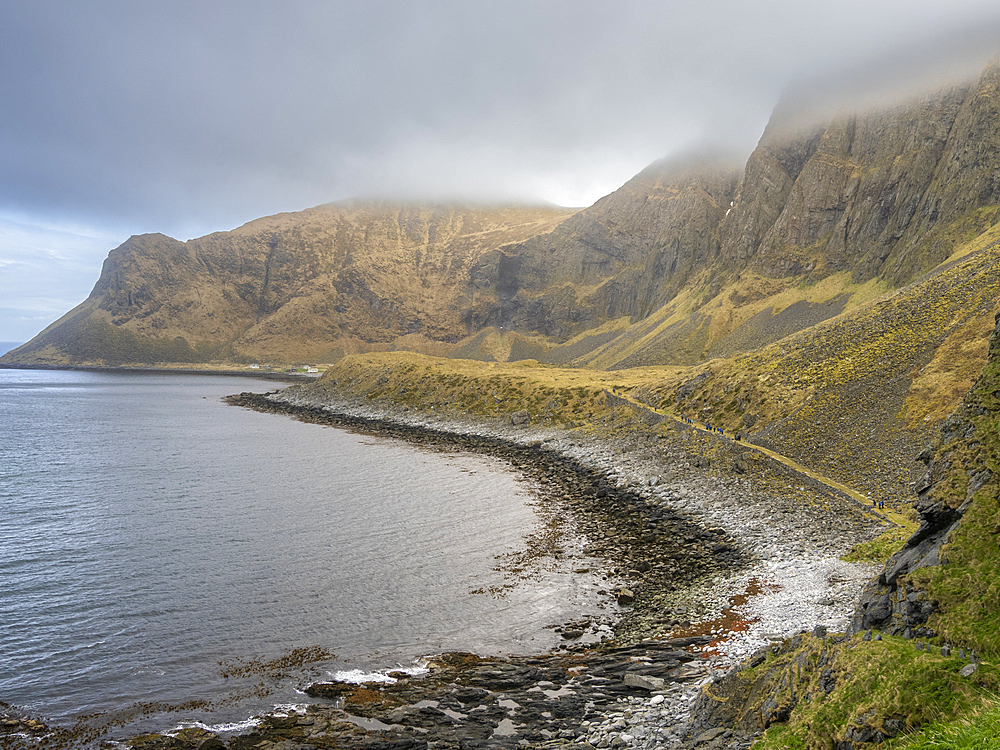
left=461, top=58, right=1000, bottom=362
left=4, top=60, right=1000, bottom=368
left=3, top=203, right=575, bottom=364
left=463, top=155, right=742, bottom=339
left=718, top=62, right=1000, bottom=286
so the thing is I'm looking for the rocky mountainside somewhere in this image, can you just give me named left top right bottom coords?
left=534, top=57, right=1000, bottom=368
left=3, top=203, right=576, bottom=364
left=461, top=154, right=742, bottom=340
left=3, top=59, right=999, bottom=373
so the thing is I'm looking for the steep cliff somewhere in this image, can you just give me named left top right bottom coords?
left=718, top=62, right=1000, bottom=287
left=462, top=154, right=741, bottom=339
left=545, top=58, right=1000, bottom=368
left=2, top=203, right=575, bottom=365
left=5, top=59, right=1000, bottom=373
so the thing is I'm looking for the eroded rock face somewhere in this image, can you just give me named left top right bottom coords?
left=719, top=86, right=973, bottom=284
left=720, top=60, right=1000, bottom=288
left=3, top=204, right=578, bottom=365
left=463, top=154, right=742, bottom=339
left=473, top=59, right=1000, bottom=349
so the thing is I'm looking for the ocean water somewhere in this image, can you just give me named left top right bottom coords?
left=0, top=369, right=607, bottom=737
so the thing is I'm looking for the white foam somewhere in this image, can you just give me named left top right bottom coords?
left=175, top=718, right=262, bottom=734
left=330, top=665, right=429, bottom=684
left=332, top=669, right=396, bottom=684
left=271, top=704, right=307, bottom=717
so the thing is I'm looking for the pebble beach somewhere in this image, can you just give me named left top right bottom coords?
left=204, top=385, right=888, bottom=750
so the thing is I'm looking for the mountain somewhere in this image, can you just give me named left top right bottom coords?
left=8, top=59, right=998, bottom=371
left=533, top=57, right=1000, bottom=368
left=2, top=203, right=576, bottom=365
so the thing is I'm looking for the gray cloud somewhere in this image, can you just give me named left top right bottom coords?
left=1, top=0, right=999, bottom=339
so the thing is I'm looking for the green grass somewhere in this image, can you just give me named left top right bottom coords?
left=843, top=525, right=915, bottom=564
left=889, top=700, right=1000, bottom=749
left=750, top=634, right=1000, bottom=750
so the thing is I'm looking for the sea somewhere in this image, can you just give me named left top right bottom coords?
left=0, top=368, right=610, bottom=739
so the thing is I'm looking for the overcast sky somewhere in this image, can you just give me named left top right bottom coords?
left=2, top=1, right=1000, bottom=343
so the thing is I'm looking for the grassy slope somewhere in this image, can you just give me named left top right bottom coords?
left=751, top=321, right=1000, bottom=749
left=641, top=219, right=1000, bottom=509
left=307, top=351, right=683, bottom=427
left=744, top=263, right=1000, bottom=748
left=746, top=633, right=1000, bottom=749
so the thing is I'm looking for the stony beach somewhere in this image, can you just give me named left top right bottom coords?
left=2, top=382, right=887, bottom=750
left=195, top=385, right=889, bottom=750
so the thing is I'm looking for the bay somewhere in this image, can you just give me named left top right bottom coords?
left=0, top=369, right=607, bottom=736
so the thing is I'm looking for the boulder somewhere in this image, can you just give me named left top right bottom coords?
left=623, top=673, right=666, bottom=691
left=509, top=410, right=530, bottom=426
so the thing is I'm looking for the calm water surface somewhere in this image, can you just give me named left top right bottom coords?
left=0, top=369, right=607, bottom=735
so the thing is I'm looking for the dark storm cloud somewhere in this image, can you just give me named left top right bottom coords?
left=1, top=0, right=1000, bottom=339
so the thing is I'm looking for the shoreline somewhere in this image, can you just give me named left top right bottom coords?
left=206, top=385, right=887, bottom=749
left=0, top=362, right=316, bottom=383
left=225, top=390, right=750, bottom=645
left=4, top=376, right=888, bottom=750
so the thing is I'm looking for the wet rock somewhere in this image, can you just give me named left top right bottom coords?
left=617, top=589, right=635, bottom=605
left=451, top=687, right=490, bottom=704
left=509, top=410, right=530, bottom=426
left=305, top=681, right=357, bottom=699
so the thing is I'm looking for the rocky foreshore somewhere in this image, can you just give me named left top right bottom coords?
left=2, top=385, right=887, bottom=750
left=173, top=385, right=888, bottom=750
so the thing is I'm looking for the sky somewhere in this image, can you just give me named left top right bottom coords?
left=2, top=1, right=1000, bottom=342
